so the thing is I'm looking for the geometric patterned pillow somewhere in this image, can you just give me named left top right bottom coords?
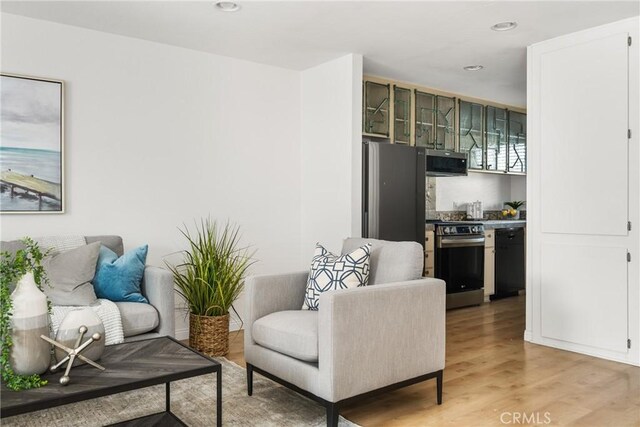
left=302, top=243, right=371, bottom=310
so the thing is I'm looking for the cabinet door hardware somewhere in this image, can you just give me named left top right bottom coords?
left=629, top=129, right=632, bottom=139
left=629, top=36, right=632, bottom=46
left=628, top=221, right=632, bottom=231
left=627, top=252, right=631, bottom=262
left=628, top=339, right=632, bottom=349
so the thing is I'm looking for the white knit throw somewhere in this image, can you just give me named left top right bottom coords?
left=35, top=235, right=86, bottom=256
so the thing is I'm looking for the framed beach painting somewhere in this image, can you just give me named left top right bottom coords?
left=0, top=73, right=64, bottom=213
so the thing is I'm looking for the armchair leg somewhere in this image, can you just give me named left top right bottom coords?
left=247, top=363, right=253, bottom=396
left=436, top=370, right=443, bottom=405
left=326, top=403, right=339, bottom=427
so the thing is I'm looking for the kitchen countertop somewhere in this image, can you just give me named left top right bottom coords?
left=456, top=220, right=526, bottom=230
left=425, top=220, right=526, bottom=231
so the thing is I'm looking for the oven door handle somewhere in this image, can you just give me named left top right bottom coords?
left=437, top=237, right=485, bottom=248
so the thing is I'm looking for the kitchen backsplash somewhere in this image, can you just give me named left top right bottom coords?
left=426, top=177, right=437, bottom=218
left=426, top=176, right=527, bottom=221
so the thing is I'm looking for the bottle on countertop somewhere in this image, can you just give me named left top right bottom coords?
left=475, top=200, right=483, bottom=220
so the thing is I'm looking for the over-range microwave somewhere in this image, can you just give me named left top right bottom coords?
left=426, top=150, right=468, bottom=177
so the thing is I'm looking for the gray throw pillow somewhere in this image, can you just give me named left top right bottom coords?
left=0, top=240, right=27, bottom=259
left=43, top=242, right=101, bottom=306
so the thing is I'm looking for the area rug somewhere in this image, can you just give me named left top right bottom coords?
left=3, top=358, right=359, bottom=427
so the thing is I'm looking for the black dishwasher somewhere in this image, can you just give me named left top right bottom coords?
left=492, top=227, right=525, bottom=300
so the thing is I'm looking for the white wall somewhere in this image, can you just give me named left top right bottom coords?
left=0, top=14, right=304, bottom=338
left=300, top=54, right=363, bottom=256
left=435, top=173, right=526, bottom=211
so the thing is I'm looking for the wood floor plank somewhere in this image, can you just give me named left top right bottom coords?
left=219, top=295, right=639, bottom=426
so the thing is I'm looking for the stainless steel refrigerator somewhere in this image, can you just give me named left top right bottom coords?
left=362, top=141, right=426, bottom=247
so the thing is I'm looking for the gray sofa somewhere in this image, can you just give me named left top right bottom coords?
left=1, top=235, right=175, bottom=342
left=244, top=238, right=446, bottom=426
left=88, top=236, right=175, bottom=342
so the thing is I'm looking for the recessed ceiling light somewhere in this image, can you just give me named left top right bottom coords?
left=463, top=65, right=484, bottom=71
left=491, top=21, right=518, bottom=32
left=216, top=2, right=240, bottom=12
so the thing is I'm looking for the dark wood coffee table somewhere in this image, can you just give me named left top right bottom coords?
left=1, top=336, right=221, bottom=426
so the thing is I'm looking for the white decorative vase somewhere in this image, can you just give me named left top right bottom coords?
left=55, top=308, right=105, bottom=367
left=10, top=272, right=51, bottom=375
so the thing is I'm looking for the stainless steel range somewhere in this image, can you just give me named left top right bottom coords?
left=433, top=222, right=485, bottom=309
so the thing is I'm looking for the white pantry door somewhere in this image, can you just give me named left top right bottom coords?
left=528, top=19, right=638, bottom=362
left=540, top=33, right=629, bottom=236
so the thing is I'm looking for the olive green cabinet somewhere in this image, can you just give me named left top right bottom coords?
left=415, top=90, right=436, bottom=148
left=393, top=85, right=411, bottom=144
left=459, top=100, right=484, bottom=170
left=363, top=81, right=390, bottom=137
left=507, top=111, right=527, bottom=173
left=435, top=95, right=456, bottom=151
left=485, top=106, right=508, bottom=172
left=362, top=77, right=525, bottom=174
left=458, top=100, right=526, bottom=175
left=415, top=91, right=455, bottom=151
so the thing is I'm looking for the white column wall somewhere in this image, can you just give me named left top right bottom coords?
left=300, top=54, right=363, bottom=257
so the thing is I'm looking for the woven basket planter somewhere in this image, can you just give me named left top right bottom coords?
left=189, top=313, right=229, bottom=357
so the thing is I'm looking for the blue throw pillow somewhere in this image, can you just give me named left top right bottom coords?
left=93, top=245, right=149, bottom=303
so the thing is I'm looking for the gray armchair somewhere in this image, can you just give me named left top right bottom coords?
left=245, top=238, right=446, bottom=426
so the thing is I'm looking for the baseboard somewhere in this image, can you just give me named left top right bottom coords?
left=529, top=335, right=639, bottom=367
left=175, top=328, right=189, bottom=341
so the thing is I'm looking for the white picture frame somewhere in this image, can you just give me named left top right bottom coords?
left=0, top=73, right=65, bottom=214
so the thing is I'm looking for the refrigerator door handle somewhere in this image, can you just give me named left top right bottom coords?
left=363, top=211, right=368, bottom=238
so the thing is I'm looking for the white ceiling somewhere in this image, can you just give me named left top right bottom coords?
left=2, top=1, right=639, bottom=107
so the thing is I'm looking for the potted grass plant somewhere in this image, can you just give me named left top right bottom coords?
left=166, top=219, right=255, bottom=357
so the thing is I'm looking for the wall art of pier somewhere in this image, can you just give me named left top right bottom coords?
left=0, top=170, right=62, bottom=210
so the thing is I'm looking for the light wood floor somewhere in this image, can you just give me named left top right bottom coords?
left=225, top=296, right=640, bottom=426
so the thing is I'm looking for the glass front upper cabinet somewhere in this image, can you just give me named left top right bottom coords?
left=485, top=106, right=508, bottom=172
left=363, top=81, right=390, bottom=137
left=508, top=111, right=527, bottom=173
left=415, top=90, right=436, bottom=148
left=393, top=85, right=411, bottom=144
left=459, top=100, right=484, bottom=169
left=435, top=95, right=456, bottom=151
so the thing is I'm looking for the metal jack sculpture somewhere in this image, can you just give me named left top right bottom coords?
left=40, top=326, right=105, bottom=385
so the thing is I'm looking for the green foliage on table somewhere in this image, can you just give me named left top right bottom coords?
left=0, top=238, right=51, bottom=391
left=504, top=201, right=525, bottom=210
left=167, top=219, right=256, bottom=318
